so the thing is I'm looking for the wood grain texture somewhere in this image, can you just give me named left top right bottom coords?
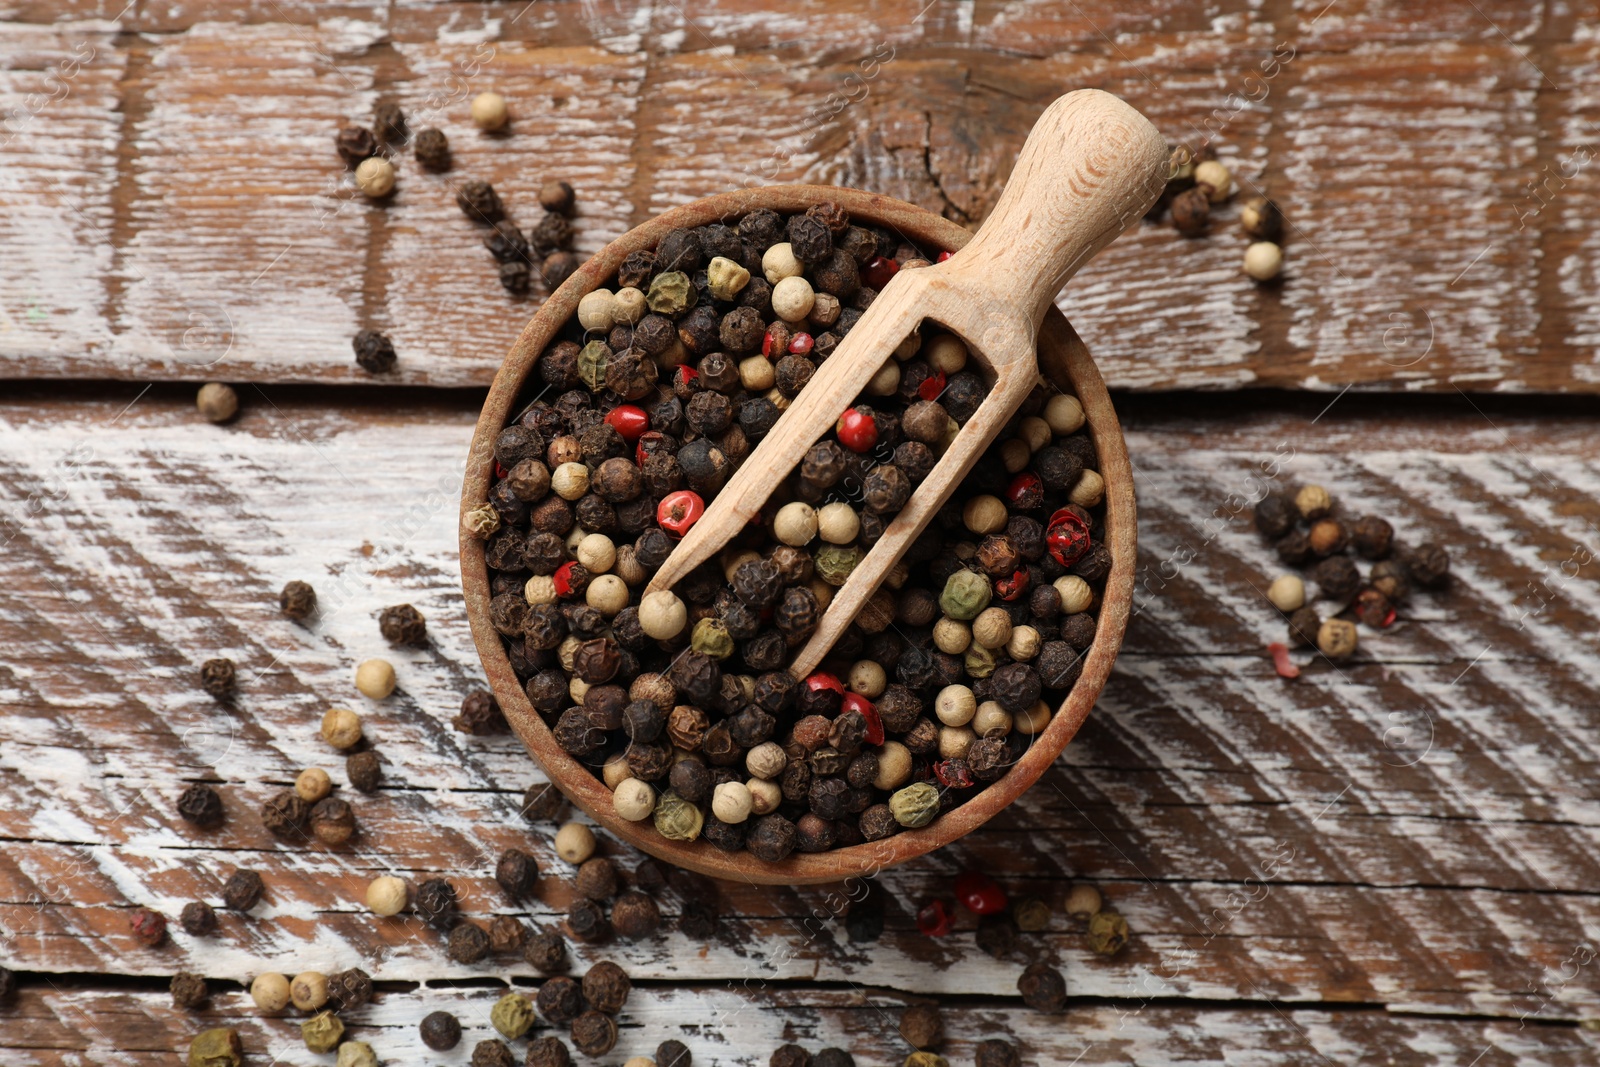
left=0, top=0, right=1593, bottom=392
left=6, top=984, right=1596, bottom=1067
left=4, top=391, right=1600, bottom=1067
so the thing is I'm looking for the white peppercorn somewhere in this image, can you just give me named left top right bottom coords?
left=1044, top=394, right=1085, bottom=435
left=932, top=617, right=971, bottom=655
left=934, top=685, right=977, bottom=727
left=295, top=767, right=333, bottom=803
left=1018, top=416, right=1051, bottom=452
left=1194, top=159, right=1233, bottom=201
left=1244, top=241, right=1284, bottom=281
left=963, top=496, right=1008, bottom=535
left=1065, top=882, right=1103, bottom=920
left=196, top=382, right=238, bottom=423
left=613, top=778, right=656, bottom=821
left=586, top=574, right=629, bottom=616
left=1317, top=618, right=1358, bottom=659
left=613, top=287, right=647, bottom=324
left=706, top=256, right=751, bottom=301
left=290, top=971, right=330, bottom=1011
left=578, top=290, right=618, bottom=332
left=576, top=533, right=617, bottom=574
left=817, top=502, right=860, bottom=545
left=354, top=156, right=395, bottom=198
left=1054, top=576, right=1093, bottom=614
left=525, top=575, right=558, bottom=605
left=739, top=355, right=776, bottom=391
left=355, top=659, right=396, bottom=699
left=938, top=725, right=975, bottom=760
left=471, top=91, right=509, bottom=130
left=1267, top=574, right=1306, bottom=612
left=874, top=741, right=913, bottom=790
left=554, top=822, right=596, bottom=863
left=711, top=781, right=754, bottom=823
left=972, top=701, right=1013, bottom=737
left=747, top=777, right=782, bottom=815
left=602, top=753, right=632, bottom=789
left=924, top=333, right=968, bottom=374
left=638, top=590, right=687, bottom=639
left=773, top=502, right=819, bottom=546
left=971, top=607, right=1013, bottom=650
left=745, top=741, right=788, bottom=780
left=1014, top=700, right=1052, bottom=735
left=366, top=875, right=409, bottom=917
left=1069, top=469, right=1105, bottom=507
left=761, top=242, right=803, bottom=283
left=866, top=359, right=901, bottom=396
left=552, top=462, right=589, bottom=500
left=251, top=973, right=291, bottom=1012
left=1006, top=625, right=1041, bottom=662
left=321, top=708, right=363, bottom=749
left=847, top=659, right=887, bottom=699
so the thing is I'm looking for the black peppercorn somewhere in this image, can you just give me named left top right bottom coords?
left=544, top=250, right=579, bottom=288
left=351, top=328, right=398, bottom=374
left=327, top=967, right=373, bottom=1011
left=335, top=125, right=376, bottom=167
left=774, top=354, right=814, bottom=398
left=771, top=1045, right=811, bottom=1067
left=221, top=869, right=264, bottom=912
left=420, top=1010, right=463, bottom=1050
left=413, top=127, right=450, bottom=170
left=496, top=847, right=540, bottom=899
left=1313, top=555, right=1361, bottom=600
left=454, top=688, right=508, bottom=735
left=346, top=750, right=382, bottom=793
left=179, top=900, right=216, bottom=937
left=197, top=657, right=235, bottom=700
left=1170, top=185, right=1210, bottom=236
left=975, top=1038, right=1021, bottom=1067
left=372, top=101, right=407, bottom=144
left=657, top=227, right=704, bottom=272
left=447, top=919, right=491, bottom=963
left=525, top=929, right=570, bottom=974
left=571, top=1010, right=618, bottom=1057
left=1276, top=529, right=1314, bottom=566
left=280, top=579, right=316, bottom=620
left=485, top=220, right=531, bottom=263
left=566, top=896, right=609, bottom=943
left=1018, top=960, right=1067, bottom=1012
left=416, top=877, right=460, bottom=930
left=746, top=813, right=797, bottom=862
left=657, top=1039, right=693, bottom=1067
left=1255, top=492, right=1297, bottom=538
left=899, top=1003, right=943, bottom=1049
left=1407, top=542, right=1450, bottom=586
left=679, top=897, right=719, bottom=939
left=528, top=1036, right=573, bottom=1067
left=1287, top=605, right=1322, bottom=648
left=1348, top=515, right=1394, bottom=559
left=176, top=783, right=224, bottom=829
left=170, top=971, right=209, bottom=1009
left=975, top=912, right=1019, bottom=958
left=456, top=179, right=504, bottom=224
left=785, top=212, right=833, bottom=262
left=260, top=790, right=308, bottom=836
left=582, top=959, right=632, bottom=1011
left=378, top=603, right=427, bottom=646
left=471, top=1039, right=516, bottom=1067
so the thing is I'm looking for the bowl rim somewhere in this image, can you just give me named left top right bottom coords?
left=460, top=184, right=1136, bottom=885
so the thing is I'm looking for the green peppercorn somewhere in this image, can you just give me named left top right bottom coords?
left=578, top=341, right=612, bottom=392
left=1013, top=896, right=1051, bottom=932
left=815, top=544, right=864, bottom=586
left=646, top=271, right=694, bottom=315
left=690, top=617, right=735, bottom=659
left=1088, top=909, right=1130, bottom=956
left=939, top=570, right=991, bottom=621
left=888, top=781, right=940, bottom=828
left=963, top=643, right=997, bottom=680
left=490, top=992, right=536, bottom=1039
left=301, top=1011, right=345, bottom=1053
left=653, top=789, right=704, bottom=841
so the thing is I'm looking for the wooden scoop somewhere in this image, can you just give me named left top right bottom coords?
left=644, top=89, right=1168, bottom=677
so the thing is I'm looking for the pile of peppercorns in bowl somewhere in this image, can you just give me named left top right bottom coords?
left=1255, top=482, right=1450, bottom=675
left=462, top=188, right=1129, bottom=875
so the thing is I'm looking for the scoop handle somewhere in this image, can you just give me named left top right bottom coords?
left=941, top=89, right=1169, bottom=333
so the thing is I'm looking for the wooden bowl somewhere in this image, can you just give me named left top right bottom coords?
left=460, top=185, right=1135, bottom=885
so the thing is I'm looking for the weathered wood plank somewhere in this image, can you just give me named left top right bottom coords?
left=2, top=984, right=1596, bottom=1066
left=3, top=391, right=1600, bottom=1026
left=0, top=2, right=1592, bottom=393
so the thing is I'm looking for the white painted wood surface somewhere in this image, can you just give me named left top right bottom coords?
left=3, top=392, right=1599, bottom=1064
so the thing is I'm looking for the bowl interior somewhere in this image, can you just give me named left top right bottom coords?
left=460, top=185, right=1136, bottom=885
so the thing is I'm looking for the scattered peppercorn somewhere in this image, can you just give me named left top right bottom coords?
left=279, top=579, right=316, bottom=621
left=171, top=971, right=209, bottom=1009
left=413, top=127, right=450, bottom=171
left=179, top=900, right=217, bottom=937
left=221, top=869, right=264, bottom=912
left=176, top=783, right=225, bottom=829
left=1017, top=960, right=1067, bottom=1012
left=352, top=330, right=396, bottom=374
left=128, top=907, right=167, bottom=947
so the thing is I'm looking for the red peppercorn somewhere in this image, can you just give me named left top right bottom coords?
left=994, top=568, right=1030, bottom=601
left=761, top=328, right=780, bottom=359
left=918, top=369, right=946, bottom=402
left=836, top=408, right=878, bottom=453
left=788, top=332, right=815, bottom=356
left=657, top=490, right=705, bottom=538
left=806, top=672, right=845, bottom=696
left=954, top=871, right=1007, bottom=915
left=676, top=364, right=698, bottom=388
left=840, top=691, right=883, bottom=746
left=1046, top=508, right=1092, bottom=567
left=916, top=899, right=953, bottom=937
left=553, top=561, right=582, bottom=598
left=863, top=256, right=899, bottom=289
left=635, top=430, right=667, bottom=467
left=936, top=250, right=953, bottom=263
left=1268, top=642, right=1300, bottom=679
left=935, top=758, right=974, bottom=789
left=494, top=461, right=508, bottom=479
left=604, top=404, right=649, bottom=442
left=1006, top=471, right=1044, bottom=510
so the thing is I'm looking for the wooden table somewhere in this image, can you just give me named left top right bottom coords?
left=5, top=3, right=1600, bottom=1064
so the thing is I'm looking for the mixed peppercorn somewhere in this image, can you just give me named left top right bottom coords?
left=473, top=203, right=1112, bottom=858
left=1254, top=482, right=1450, bottom=672
left=1151, top=142, right=1285, bottom=283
